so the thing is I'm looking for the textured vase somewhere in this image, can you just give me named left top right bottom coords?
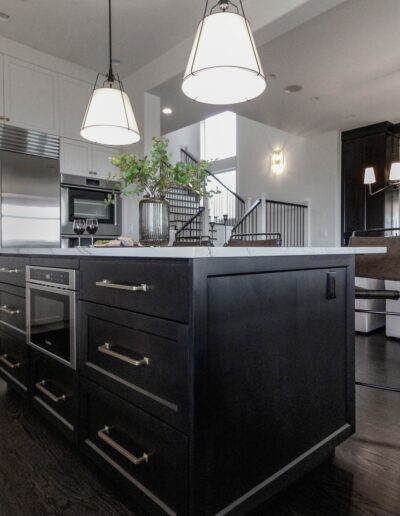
left=139, top=198, right=170, bottom=246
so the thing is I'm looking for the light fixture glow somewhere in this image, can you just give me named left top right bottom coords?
left=162, top=107, right=173, bottom=115
left=182, top=1, right=266, bottom=105
left=389, top=162, right=400, bottom=182
left=364, top=167, right=376, bottom=185
left=81, top=0, right=140, bottom=146
left=271, top=149, right=284, bottom=175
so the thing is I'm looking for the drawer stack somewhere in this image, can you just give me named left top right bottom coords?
left=80, top=259, right=191, bottom=515
left=0, top=257, right=29, bottom=397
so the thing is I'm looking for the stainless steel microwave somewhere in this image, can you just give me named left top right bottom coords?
left=61, top=174, right=122, bottom=238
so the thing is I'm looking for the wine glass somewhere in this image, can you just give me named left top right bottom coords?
left=73, top=219, right=85, bottom=247
left=86, top=219, right=99, bottom=248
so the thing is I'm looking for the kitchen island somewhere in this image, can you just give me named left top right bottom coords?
left=0, top=246, right=385, bottom=515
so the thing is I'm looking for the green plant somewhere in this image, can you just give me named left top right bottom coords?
left=106, top=137, right=218, bottom=205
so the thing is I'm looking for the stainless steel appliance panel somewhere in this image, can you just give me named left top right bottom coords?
left=61, top=174, right=121, bottom=237
left=0, top=150, right=60, bottom=248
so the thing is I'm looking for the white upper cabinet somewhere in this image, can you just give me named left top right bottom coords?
left=60, top=138, right=120, bottom=179
left=3, top=56, right=59, bottom=134
left=92, top=145, right=120, bottom=180
left=60, top=138, right=91, bottom=177
left=0, top=54, right=4, bottom=121
left=59, top=75, right=92, bottom=140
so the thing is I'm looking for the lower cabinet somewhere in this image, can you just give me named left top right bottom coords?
left=80, top=378, right=189, bottom=515
left=0, top=327, right=28, bottom=397
left=30, top=350, right=79, bottom=442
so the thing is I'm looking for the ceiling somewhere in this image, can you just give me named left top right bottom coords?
left=153, top=0, right=400, bottom=136
left=0, top=0, right=206, bottom=77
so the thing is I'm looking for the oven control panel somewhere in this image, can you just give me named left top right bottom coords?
left=27, top=267, right=75, bottom=290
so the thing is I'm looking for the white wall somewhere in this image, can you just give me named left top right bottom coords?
left=163, top=121, right=201, bottom=164
left=237, top=116, right=341, bottom=246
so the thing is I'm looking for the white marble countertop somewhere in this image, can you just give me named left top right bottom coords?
left=0, top=246, right=387, bottom=258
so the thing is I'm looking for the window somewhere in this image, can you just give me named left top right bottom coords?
left=201, top=111, right=236, bottom=161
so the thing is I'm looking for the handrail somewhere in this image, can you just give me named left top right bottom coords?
left=180, top=148, right=245, bottom=204
left=351, top=227, right=400, bottom=237
left=175, top=207, right=205, bottom=239
left=265, top=199, right=308, bottom=209
left=231, top=199, right=261, bottom=234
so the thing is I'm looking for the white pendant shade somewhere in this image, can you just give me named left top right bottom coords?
left=364, top=167, right=376, bottom=185
left=182, top=12, right=266, bottom=105
left=389, top=162, right=400, bottom=181
left=81, top=87, right=140, bottom=146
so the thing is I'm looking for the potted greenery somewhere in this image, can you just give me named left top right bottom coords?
left=107, top=137, right=214, bottom=245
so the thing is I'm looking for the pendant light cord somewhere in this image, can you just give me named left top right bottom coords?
left=107, top=0, right=115, bottom=83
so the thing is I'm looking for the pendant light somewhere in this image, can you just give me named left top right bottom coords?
left=182, top=0, right=266, bottom=105
left=81, top=0, right=140, bottom=146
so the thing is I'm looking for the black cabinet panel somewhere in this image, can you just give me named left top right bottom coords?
left=202, top=267, right=352, bottom=514
left=30, top=350, right=79, bottom=442
left=80, top=379, right=189, bottom=515
left=81, top=302, right=189, bottom=431
left=0, top=283, right=25, bottom=335
left=0, top=328, right=28, bottom=396
left=0, top=257, right=28, bottom=287
left=80, top=259, right=191, bottom=322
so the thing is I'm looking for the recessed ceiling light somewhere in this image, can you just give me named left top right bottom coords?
left=111, top=58, right=121, bottom=65
left=162, top=107, right=173, bottom=115
left=267, top=73, right=277, bottom=78
left=284, top=85, right=303, bottom=94
left=311, top=96, right=320, bottom=101
left=0, top=12, right=10, bottom=21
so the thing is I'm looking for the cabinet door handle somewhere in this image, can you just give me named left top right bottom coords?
left=98, top=426, right=149, bottom=465
left=0, top=267, right=22, bottom=274
left=0, top=305, right=22, bottom=316
left=35, top=380, right=69, bottom=403
left=96, top=280, right=148, bottom=292
left=0, top=354, right=22, bottom=369
left=98, top=342, right=149, bottom=367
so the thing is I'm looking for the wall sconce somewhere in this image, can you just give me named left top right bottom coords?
left=364, top=163, right=400, bottom=195
left=271, top=149, right=284, bottom=175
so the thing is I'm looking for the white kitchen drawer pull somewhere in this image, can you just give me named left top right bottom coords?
left=35, top=380, right=69, bottom=403
left=0, top=305, right=22, bottom=316
left=98, top=426, right=149, bottom=465
left=0, top=354, right=22, bottom=369
left=96, top=280, right=148, bottom=292
left=0, top=267, right=22, bottom=274
left=98, top=342, right=150, bottom=367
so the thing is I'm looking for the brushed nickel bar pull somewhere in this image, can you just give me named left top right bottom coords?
left=0, top=268, right=22, bottom=274
left=0, top=354, right=22, bottom=369
left=98, top=343, right=149, bottom=367
left=0, top=305, right=22, bottom=316
left=35, top=380, right=69, bottom=403
left=96, top=280, right=148, bottom=292
left=98, top=426, right=149, bottom=465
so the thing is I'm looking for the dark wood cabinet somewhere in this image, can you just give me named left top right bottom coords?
left=341, top=122, right=400, bottom=244
left=0, top=252, right=355, bottom=515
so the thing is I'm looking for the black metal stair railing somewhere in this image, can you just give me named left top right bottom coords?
left=265, top=200, right=308, bottom=247
left=230, top=199, right=308, bottom=246
left=174, top=207, right=205, bottom=242
left=180, top=148, right=246, bottom=227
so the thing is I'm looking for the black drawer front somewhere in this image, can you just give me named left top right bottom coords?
left=0, top=257, right=28, bottom=287
left=0, top=329, right=28, bottom=394
left=82, top=303, right=189, bottom=431
left=80, top=259, right=190, bottom=322
left=0, top=284, right=25, bottom=334
left=81, top=380, right=188, bottom=515
left=31, top=350, right=78, bottom=440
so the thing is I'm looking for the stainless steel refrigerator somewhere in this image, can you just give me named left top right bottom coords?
left=0, top=125, right=60, bottom=248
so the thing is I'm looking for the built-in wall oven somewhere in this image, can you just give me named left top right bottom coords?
left=61, top=174, right=122, bottom=243
left=26, top=266, right=77, bottom=369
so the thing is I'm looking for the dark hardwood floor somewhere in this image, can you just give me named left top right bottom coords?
left=0, top=331, right=399, bottom=516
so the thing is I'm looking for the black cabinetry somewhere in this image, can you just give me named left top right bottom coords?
left=341, top=122, right=400, bottom=244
